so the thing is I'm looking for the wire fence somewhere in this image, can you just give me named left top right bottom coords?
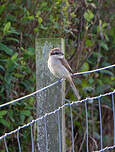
left=0, top=64, right=114, bottom=109
left=0, top=64, right=115, bottom=152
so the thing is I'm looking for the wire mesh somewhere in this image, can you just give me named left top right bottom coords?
left=0, top=64, right=115, bottom=152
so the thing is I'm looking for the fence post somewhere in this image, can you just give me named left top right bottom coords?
left=35, top=38, right=65, bottom=152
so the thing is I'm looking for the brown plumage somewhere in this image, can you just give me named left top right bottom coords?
left=48, top=48, right=81, bottom=100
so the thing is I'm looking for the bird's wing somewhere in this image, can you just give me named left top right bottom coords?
left=59, top=58, right=73, bottom=74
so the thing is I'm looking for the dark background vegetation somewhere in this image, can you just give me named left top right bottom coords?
left=0, top=0, right=115, bottom=151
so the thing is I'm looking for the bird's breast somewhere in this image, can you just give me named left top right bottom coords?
left=48, top=56, right=70, bottom=79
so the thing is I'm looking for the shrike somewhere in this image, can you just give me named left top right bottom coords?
left=48, top=48, right=81, bottom=100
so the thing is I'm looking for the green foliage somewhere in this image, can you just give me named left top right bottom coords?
left=84, top=9, right=94, bottom=22
left=0, top=42, right=13, bottom=55
left=0, top=0, right=115, bottom=151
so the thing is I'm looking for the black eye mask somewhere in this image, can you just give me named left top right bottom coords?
left=51, top=51, right=64, bottom=55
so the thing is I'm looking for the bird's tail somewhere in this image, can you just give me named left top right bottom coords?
left=68, top=76, right=81, bottom=100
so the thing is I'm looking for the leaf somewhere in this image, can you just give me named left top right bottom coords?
left=14, top=73, right=24, bottom=78
left=80, top=62, right=89, bottom=72
left=6, top=37, right=19, bottom=43
left=81, top=80, right=88, bottom=88
left=0, top=119, right=10, bottom=128
left=5, top=59, right=18, bottom=72
left=36, top=10, right=41, bottom=17
left=102, top=22, right=108, bottom=29
left=100, top=41, right=109, bottom=51
left=0, top=43, right=13, bottom=55
left=9, top=111, right=15, bottom=122
left=86, top=39, right=93, bottom=47
left=8, top=28, right=20, bottom=35
left=84, top=10, right=94, bottom=22
left=0, top=4, right=6, bottom=15
left=0, top=110, right=8, bottom=119
left=38, top=17, right=43, bottom=24
left=3, top=22, right=11, bottom=35
left=20, top=114, right=25, bottom=123
left=20, top=80, right=32, bottom=90
left=27, top=15, right=34, bottom=20
left=21, top=110, right=31, bottom=116
left=83, top=86, right=94, bottom=92
left=104, top=34, right=109, bottom=41
left=0, top=65, right=5, bottom=71
left=34, top=27, right=39, bottom=33
left=11, top=52, right=18, bottom=61
left=88, top=78, right=94, bottom=84
left=100, top=70, right=114, bottom=76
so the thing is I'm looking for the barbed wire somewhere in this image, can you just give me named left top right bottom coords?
left=0, top=90, right=114, bottom=141
left=0, top=64, right=115, bottom=109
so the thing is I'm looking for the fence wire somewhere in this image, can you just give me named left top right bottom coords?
left=0, top=64, right=115, bottom=152
left=0, top=64, right=114, bottom=109
left=0, top=91, right=115, bottom=151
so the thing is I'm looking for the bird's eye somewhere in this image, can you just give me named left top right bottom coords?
left=50, top=50, right=64, bottom=55
left=54, top=52, right=58, bottom=55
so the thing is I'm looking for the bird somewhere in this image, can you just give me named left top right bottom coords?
left=48, top=48, right=81, bottom=100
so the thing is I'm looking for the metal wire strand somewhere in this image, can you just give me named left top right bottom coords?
left=17, top=129, right=22, bottom=152
left=100, top=144, right=115, bottom=151
left=0, top=65, right=114, bottom=152
left=30, top=123, right=34, bottom=152
left=57, top=110, right=61, bottom=152
left=98, top=98, right=103, bottom=150
left=0, top=64, right=114, bottom=109
left=4, top=136, right=9, bottom=152
left=112, top=93, right=115, bottom=145
left=85, top=102, right=88, bottom=152
left=0, top=91, right=115, bottom=142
